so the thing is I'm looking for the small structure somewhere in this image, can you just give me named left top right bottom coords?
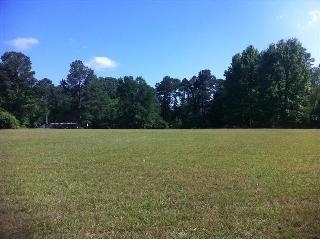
left=44, top=122, right=78, bottom=129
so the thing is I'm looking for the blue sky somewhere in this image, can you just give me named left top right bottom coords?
left=1, top=0, right=320, bottom=86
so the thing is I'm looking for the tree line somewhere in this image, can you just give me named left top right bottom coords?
left=1, top=38, right=320, bottom=129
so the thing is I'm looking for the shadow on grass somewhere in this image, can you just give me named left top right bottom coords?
left=0, top=204, right=34, bottom=238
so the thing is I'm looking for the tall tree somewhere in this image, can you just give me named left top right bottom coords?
left=0, top=51, right=38, bottom=126
left=171, top=70, right=217, bottom=128
left=100, top=77, right=119, bottom=98
left=155, top=76, right=180, bottom=125
left=34, top=78, right=55, bottom=124
left=223, top=46, right=261, bottom=127
left=82, top=77, right=119, bottom=128
left=309, top=64, right=320, bottom=126
left=259, top=38, right=313, bottom=127
left=173, top=78, right=192, bottom=128
left=208, top=78, right=225, bottom=127
left=61, top=60, right=95, bottom=125
left=49, top=85, right=73, bottom=123
left=193, top=69, right=217, bottom=127
left=118, top=76, right=162, bottom=128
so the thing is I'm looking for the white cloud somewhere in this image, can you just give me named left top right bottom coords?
left=85, top=56, right=117, bottom=70
left=5, top=37, right=39, bottom=50
left=308, top=10, right=320, bottom=27
left=297, top=9, right=320, bottom=31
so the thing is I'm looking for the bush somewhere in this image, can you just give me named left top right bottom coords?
left=152, top=118, right=169, bottom=129
left=0, top=110, right=20, bottom=129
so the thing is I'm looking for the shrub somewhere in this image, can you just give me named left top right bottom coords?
left=0, top=110, right=20, bottom=129
left=152, top=118, right=169, bottom=129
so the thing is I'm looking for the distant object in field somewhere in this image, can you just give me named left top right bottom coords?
left=40, top=122, right=78, bottom=129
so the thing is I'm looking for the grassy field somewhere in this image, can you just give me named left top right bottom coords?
left=0, top=129, right=319, bottom=238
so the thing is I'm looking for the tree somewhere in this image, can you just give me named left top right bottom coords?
left=1, top=38, right=317, bottom=129
left=159, top=70, right=218, bottom=128
left=0, top=51, right=39, bottom=126
left=100, top=77, right=119, bottom=98
left=82, top=77, right=119, bottom=128
left=173, top=78, right=192, bottom=128
left=208, top=79, right=225, bottom=127
left=49, top=85, right=73, bottom=123
left=223, top=46, right=261, bottom=127
left=0, top=109, right=19, bottom=129
left=118, top=76, right=162, bottom=128
left=61, top=60, right=95, bottom=126
left=259, top=38, right=313, bottom=127
left=155, top=76, right=180, bottom=125
left=193, top=69, right=217, bottom=127
left=309, top=64, right=320, bottom=127
left=34, top=78, right=55, bottom=124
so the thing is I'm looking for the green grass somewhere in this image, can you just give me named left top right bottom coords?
left=0, top=129, right=320, bottom=238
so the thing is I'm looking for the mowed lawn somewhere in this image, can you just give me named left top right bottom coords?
left=0, top=129, right=319, bottom=238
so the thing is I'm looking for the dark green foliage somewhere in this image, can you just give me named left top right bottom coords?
left=192, top=69, right=217, bottom=127
left=155, top=76, right=180, bottom=124
left=0, top=52, right=39, bottom=126
left=33, top=78, right=55, bottom=125
left=309, top=65, right=320, bottom=127
left=118, top=76, right=162, bottom=128
left=48, top=85, right=73, bottom=123
left=61, top=60, right=95, bottom=126
left=222, top=39, right=314, bottom=128
left=0, top=37, right=318, bottom=129
left=208, top=79, right=225, bottom=127
left=0, top=109, right=19, bottom=128
left=82, top=77, right=119, bottom=128
left=155, top=70, right=219, bottom=128
left=223, top=46, right=261, bottom=127
left=258, top=39, right=313, bottom=127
